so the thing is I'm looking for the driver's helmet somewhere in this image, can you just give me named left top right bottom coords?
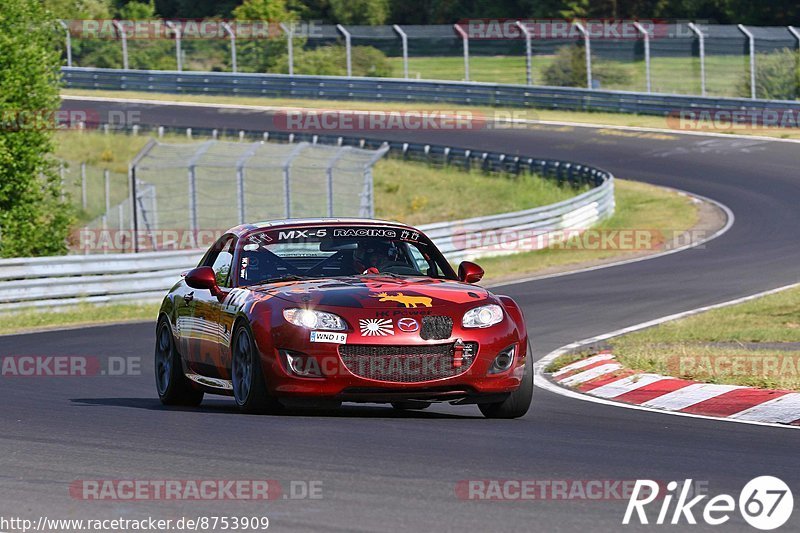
left=354, top=240, right=399, bottom=269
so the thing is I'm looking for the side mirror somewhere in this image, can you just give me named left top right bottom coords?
left=185, top=266, right=223, bottom=297
left=458, top=261, right=484, bottom=284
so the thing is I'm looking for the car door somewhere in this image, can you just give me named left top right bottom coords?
left=185, top=235, right=235, bottom=377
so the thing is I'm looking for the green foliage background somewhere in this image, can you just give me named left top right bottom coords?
left=46, top=0, right=800, bottom=32
left=0, top=0, right=73, bottom=257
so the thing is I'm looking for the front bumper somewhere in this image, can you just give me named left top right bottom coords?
left=251, top=310, right=527, bottom=401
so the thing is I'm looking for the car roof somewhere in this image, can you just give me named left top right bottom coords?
left=227, top=218, right=418, bottom=238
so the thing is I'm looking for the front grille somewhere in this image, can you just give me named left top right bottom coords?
left=339, top=343, right=476, bottom=383
left=420, top=315, right=453, bottom=340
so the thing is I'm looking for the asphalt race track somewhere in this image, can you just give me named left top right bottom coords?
left=1, top=98, right=799, bottom=532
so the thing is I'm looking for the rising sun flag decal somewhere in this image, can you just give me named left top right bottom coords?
left=359, top=318, right=395, bottom=337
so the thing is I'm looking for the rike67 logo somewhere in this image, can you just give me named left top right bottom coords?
left=624, top=477, right=793, bottom=530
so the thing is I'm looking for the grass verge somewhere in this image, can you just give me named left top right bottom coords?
left=61, top=89, right=800, bottom=140
left=551, top=285, right=800, bottom=391
left=611, top=285, right=800, bottom=391
left=480, top=179, right=698, bottom=282
left=373, top=158, right=585, bottom=225
left=0, top=302, right=159, bottom=336
left=55, top=130, right=585, bottom=226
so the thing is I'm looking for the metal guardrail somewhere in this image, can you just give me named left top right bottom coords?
left=0, top=150, right=613, bottom=310
left=62, top=67, right=800, bottom=121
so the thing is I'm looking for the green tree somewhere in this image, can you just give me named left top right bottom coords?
left=328, top=0, right=389, bottom=24
left=0, top=0, right=74, bottom=257
left=233, top=0, right=297, bottom=20
left=232, top=0, right=301, bottom=73
left=43, top=0, right=113, bottom=18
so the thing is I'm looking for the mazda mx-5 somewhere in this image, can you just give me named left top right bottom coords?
left=155, top=218, right=532, bottom=418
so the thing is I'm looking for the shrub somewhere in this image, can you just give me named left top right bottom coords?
left=280, top=45, right=392, bottom=77
left=543, top=45, right=632, bottom=88
left=738, top=48, right=800, bottom=100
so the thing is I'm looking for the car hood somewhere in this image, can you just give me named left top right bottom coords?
left=252, top=276, right=492, bottom=309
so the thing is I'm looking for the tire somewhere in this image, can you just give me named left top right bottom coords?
left=391, top=401, right=432, bottom=411
left=478, top=360, right=533, bottom=419
left=154, top=317, right=204, bottom=406
left=231, top=323, right=282, bottom=414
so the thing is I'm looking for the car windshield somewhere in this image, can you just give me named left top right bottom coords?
left=237, top=225, right=456, bottom=286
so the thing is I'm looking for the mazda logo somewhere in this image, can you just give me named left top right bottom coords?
left=397, top=318, right=419, bottom=332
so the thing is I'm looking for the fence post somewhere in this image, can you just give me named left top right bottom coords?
left=515, top=21, right=533, bottom=85
left=186, top=141, right=214, bottom=246
left=221, top=22, right=237, bottom=73
left=104, top=169, right=110, bottom=216
left=453, top=23, right=470, bottom=81
left=57, top=20, right=72, bottom=67
left=789, top=26, right=800, bottom=51
left=59, top=162, right=66, bottom=202
left=392, top=25, right=409, bottom=79
left=282, top=143, right=309, bottom=218
left=572, top=22, right=592, bottom=89
left=688, top=23, right=706, bottom=96
left=80, top=162, right=87, bottom=210
left=325, top=147, right=352, bottom=217
left=166, top=21, right=182, bottom=71
left=633, top=22, right=651, bottom=93
left=187, top=166, right=197, bottom=241
left=112, top=21, right=129, bottom=70
left=128, top=139, right=157, bottom=253
left=738, top=24, right=756, bottom=99
left=336, top=25, right=352, bottom=77
left=361, top=144, right=389, bottom=218
left=279, top=23, right=294, bottom=75
left=236, top=142, right=260, bottom=224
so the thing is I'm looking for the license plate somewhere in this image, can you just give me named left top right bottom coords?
left=310, top=331, right=347, bottom=344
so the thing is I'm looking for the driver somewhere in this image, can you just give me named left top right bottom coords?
left=354, top=240, right=398, bottom=273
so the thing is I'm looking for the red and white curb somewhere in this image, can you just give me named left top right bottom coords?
left=550, top=352, right=800, bottom=426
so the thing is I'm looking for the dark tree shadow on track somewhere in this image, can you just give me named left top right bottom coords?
left=70, top=398, right=482, bottom=419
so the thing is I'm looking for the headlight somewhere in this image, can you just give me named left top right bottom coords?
left=462, top=304, right=504, bottom=328
left=283, top=308, right=347, bottom=331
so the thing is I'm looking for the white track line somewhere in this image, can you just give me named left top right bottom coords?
left=552, top=353, right=615, bottom=378
left=589, top=374, right=669, bottom=399
left=729, top=394, right=800, bottom=424
left=641, top=383, right=743, bottom=411
left=535, top=281, right=800, bottom=431
left=559, top=363, right=622, bottom=386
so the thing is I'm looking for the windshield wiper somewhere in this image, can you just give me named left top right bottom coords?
left=263, top=274, right=307, bottom=283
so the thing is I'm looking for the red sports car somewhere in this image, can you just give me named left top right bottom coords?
left=155, top=218, right=532, bottom=418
